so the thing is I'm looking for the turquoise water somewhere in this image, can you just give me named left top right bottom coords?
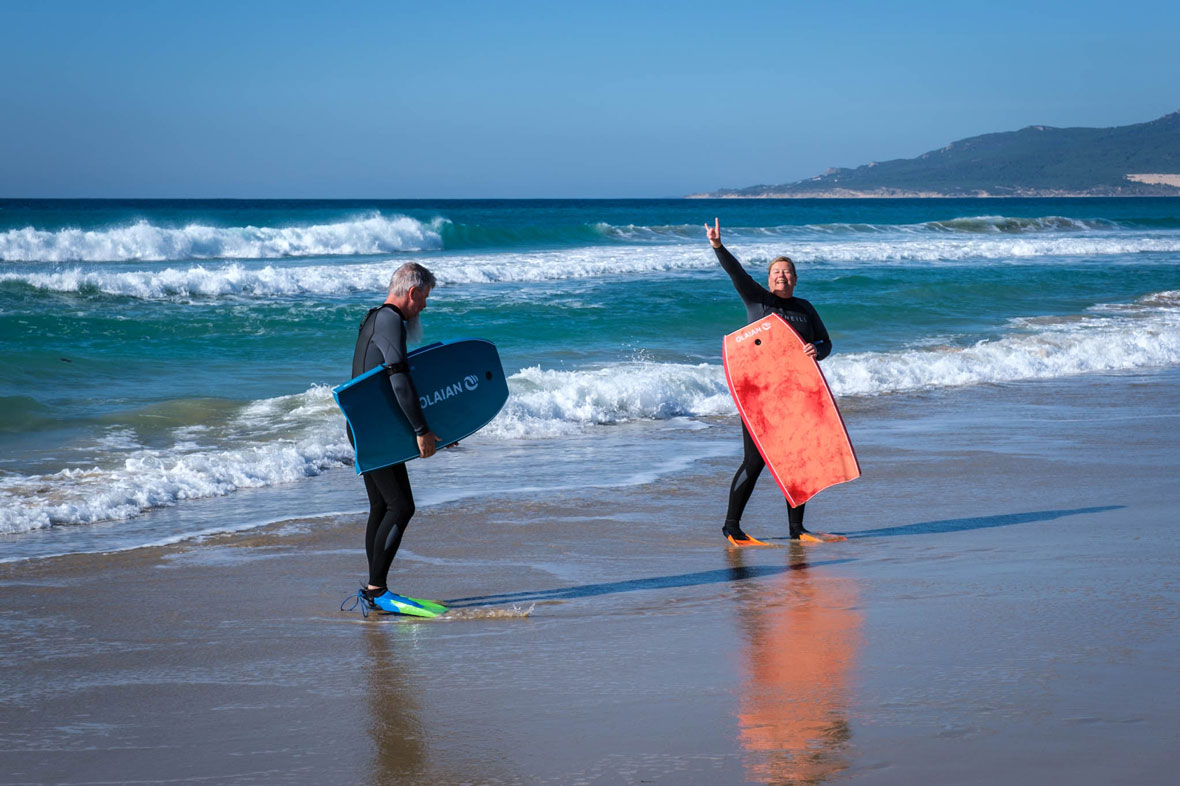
left=3, top=198, right=1179, bottom=558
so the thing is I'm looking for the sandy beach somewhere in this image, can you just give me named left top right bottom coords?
left=2, top=367, right=1177, bottom=785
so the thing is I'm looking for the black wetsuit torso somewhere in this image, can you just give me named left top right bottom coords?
left=352, top=304, right=429, bottom=436
left=714, top=244, right=831, bottom=358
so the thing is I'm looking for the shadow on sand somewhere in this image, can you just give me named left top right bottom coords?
left=443, top=507, right=1122, bottom=608
left=444, top=558, right=856, bottom=608
left=843, top=505, right=1124, bottom=540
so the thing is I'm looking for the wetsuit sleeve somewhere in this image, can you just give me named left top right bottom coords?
left=713, top=244, right=767, bottom=307
left=373, top=311, right=431, bottom=436
left=802, top=300, right=832, bottom=361
left=389, top=371, right=430, bottom=436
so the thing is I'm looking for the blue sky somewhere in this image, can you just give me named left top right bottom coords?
left=2, top=0, right=1177, bottom=198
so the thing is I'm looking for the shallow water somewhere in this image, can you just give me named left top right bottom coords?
left=3, top=197, right=1179, bottom=565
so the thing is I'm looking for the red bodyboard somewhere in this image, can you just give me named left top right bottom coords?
left=723, top=314, right=860, bottom=506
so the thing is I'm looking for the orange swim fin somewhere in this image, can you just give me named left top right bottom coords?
left=798, top=531, right=847, bottom=544
left=727, top=533, right=772, bottom=547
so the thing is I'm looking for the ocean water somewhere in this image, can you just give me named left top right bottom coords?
left=2, top=197, right=1179, bottom=561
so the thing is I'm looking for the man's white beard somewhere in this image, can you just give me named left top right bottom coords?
left=405, top=313, right=423, bottom=345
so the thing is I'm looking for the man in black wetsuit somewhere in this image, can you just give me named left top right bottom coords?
left=350, top=262, right=442, bottom=613
left=707, top=218, right=843, bottom=545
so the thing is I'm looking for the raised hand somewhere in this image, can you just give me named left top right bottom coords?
left=705, top=217, right=722, bottom=248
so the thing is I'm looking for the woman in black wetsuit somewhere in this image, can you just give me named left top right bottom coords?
left=706, top=218, right=842, bottom=545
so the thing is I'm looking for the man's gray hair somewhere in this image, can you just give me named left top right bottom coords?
left=387, top=262, right=437, bottom=297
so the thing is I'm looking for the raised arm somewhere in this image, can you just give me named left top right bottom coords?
left=706, top=218, right=765, bottom=305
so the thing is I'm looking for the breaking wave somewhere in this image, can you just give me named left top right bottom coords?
left=0, top=214, right=444, bottom=262
left=4, top=211, right=1177, bottom=265
left=5, top=232, right=1180, bottom=301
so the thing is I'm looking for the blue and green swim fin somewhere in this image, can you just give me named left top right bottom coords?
left=373, top=591, right=447, bottom=618
left=342, top=588, right=449, bottom=618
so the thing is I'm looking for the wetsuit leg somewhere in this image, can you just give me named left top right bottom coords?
left=362, top=463, right=415, bottom=588
left=724, top=425, right=765, bottom=528
left=726, top=424, right=809, bottom=536
left=788, top=502, right=806, bottom=537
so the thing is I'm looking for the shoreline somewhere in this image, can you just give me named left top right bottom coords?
left=686, top=190, right=1180, bottom=199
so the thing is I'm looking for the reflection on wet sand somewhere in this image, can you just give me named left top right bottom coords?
left=364, top=625, right=428, bottom=786
left=729, top=547, right=862, bottom=784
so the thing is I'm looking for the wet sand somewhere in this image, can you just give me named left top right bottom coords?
left=2, top=369, right=1178, bottom=785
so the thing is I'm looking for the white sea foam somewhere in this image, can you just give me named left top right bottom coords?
left=0, top=248, right=716, bottom=299
left=0, top=262, right=390, bottom=299
left=0, top=387, right=353, bottom=536
left=0, top=363, right=732, bottom=535
left=5, top=231, right=1180, bottom=301
left=824, top=299, right=1180, bottom=396
left=485, top=362, right=735, bottom=438
left=0, top=213, right=1146, bottom=265
left=491, top=292, right=1180, bottom=429
left=3, top=292, right=1178, bottom=536
left=800, top=234, right=1180, bottom=264
left=0, top=214, right=443, bottom=263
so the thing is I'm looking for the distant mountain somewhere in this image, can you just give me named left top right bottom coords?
left=690, top=112, right=1180, bottom=198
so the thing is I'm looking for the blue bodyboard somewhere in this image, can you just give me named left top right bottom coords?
left=333, top=339, right=509, bottom=474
